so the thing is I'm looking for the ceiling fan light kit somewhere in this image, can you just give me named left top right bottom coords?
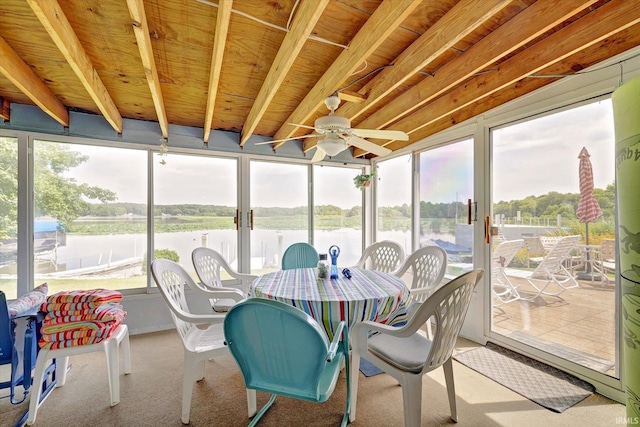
left=318, top=136, right=347, bottom=156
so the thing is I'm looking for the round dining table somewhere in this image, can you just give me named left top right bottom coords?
left=248, top=267, right=412, bottom=340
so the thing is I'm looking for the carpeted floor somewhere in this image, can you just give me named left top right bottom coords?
left=454, top=342, right=595, bottom=413
left=1, top=331, right=625, bottom=427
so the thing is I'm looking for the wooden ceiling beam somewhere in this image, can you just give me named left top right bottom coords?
left=0, top=97, right=10, bottom=121
left=389, top=25, right=640, bottom=152
left=353, top=0, right=640, bottom=157
left=203, top=0, right=233, bottom=144
left=239, top=0, right=329, bottom=147
left=0, top=36, right=68, bottom=126
left=334, top=0, right=513, bottom=123
left=26, top=0, right=122, bottom=133
left=355, top=0, right=600, bottom=134
left=127, top=0, right=168, bottom=139
left=337, top=90, right=366, bottom=104
left=271, top=0, right=422, bottom=150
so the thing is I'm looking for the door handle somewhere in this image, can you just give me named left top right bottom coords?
left=467, top=199, right=477, bottom=224
left=248, top=210, right=254, bottom=231
left=485, top=216, right=491, bottom=244
left=234, top=209, right=240, bottom=230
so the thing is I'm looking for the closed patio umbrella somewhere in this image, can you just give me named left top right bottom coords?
left=575, top=147, right=603, bottom=280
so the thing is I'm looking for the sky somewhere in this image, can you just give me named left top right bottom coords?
left=65, top=98, right=615, bottom=208
left=492, top=98, right=614, bottom=203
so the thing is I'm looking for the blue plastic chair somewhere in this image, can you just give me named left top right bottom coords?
left=224, top=298, right=350, bottom=427
left=0, top=291, right=57, bottom=427
left=281, top=242, right=319, bottom=270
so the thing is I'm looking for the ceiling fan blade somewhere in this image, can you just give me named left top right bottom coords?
left=351, top=128, right=409, bottom=141
left=348, top=136, right=392, bottom=157
left=254, top=134, right=320, bottom=145
left=311, top=147, right=326, bottom=163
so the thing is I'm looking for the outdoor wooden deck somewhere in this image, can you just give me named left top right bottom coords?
left=492, top=274, right=616, bottom=377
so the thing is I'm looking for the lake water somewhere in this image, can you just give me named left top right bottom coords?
left=34, top=228, right=437, bottom=276
left=1, top=221, right=467, bottom=281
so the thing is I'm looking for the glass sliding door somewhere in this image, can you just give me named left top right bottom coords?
left=250, top=161, right=309, bottom=274
left=0, top=137, right=18, bottom=298
left=490, top=98, right=617, bottom=378
left=32, top=140, right=147, bottom=293
left=313, top=165, right=362, bottom=266
left=153, top=152, right=238, bottom=279
left=418, top=139, right=474, bottom=281
left=376, top=154, right=412, bottom=256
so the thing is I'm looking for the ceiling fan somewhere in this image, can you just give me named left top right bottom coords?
left=255, top=94, right=409, bottom=162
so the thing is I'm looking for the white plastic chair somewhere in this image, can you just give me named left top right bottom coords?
left=395, top=245, right=447, bottom=304
left=491, top=239, right=525, bottom=306
left=150, top=258, right=252, bottom=424
left=350, top=269, right=484, bottom=427
left=27, top=324, right=131, bottom=425
left=394, top=245, right=447, bottom=339
left=351, top=240, right=405, bottom=274
left=192, top=247, right=257, bottom=312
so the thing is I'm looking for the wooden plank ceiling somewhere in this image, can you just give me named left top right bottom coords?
left=1, top=0, right=639, bottom=160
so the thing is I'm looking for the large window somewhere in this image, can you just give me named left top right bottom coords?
left=490, top=98, right=617, bottom=377
left=153, top=152, right=238, bottom=279
left=33, top=140, right=147, bottom=294
left=313, top=165, right=362, bottom=266
left=376, top=155, right=412, bottom=255
left=250, top=161, right=309, bottom=274
left=0, top=137, right=18, bottom=299
left=419, top=139, right=474, bottom=279
left=4, top=135, right=369, bottom=293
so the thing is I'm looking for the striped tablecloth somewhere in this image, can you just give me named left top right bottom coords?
left=249, top=267, right=411, bottom=340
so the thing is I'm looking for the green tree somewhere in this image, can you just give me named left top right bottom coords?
left=0, top=139, right=18, bottom=238
left=346, top=206, right=362, bottom=217
left=2, top=139, right=119, bottom=238
left=142, top=249, right=179, bottom=268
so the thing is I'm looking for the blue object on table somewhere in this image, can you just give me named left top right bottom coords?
left=342, top=268, right=352, bottom=279
left=329, top=245, right=340, bottom=279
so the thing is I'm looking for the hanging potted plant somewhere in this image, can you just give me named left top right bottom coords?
left=353, top=166, right=378, bottom=190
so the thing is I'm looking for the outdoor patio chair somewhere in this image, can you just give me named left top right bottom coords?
left=351, top=240, right=405, bottom=274
left=504, top=235, right=581, bottom=297
left=540, top=236, right=563, bottom=252
left=350, top=269, right=484, bottom=427
left=281, top=242, right=319, bottom=270
left=491, top=239, right=525, bottom=306
left=522, top=236, right=545, bottom=268
left=192, top=247, right=257, bottom=312
left=150, top=258, right=249, bottom=424
left=224, top=298, right=351, bottom=427
left=599, top=238, right=616, bottom=274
